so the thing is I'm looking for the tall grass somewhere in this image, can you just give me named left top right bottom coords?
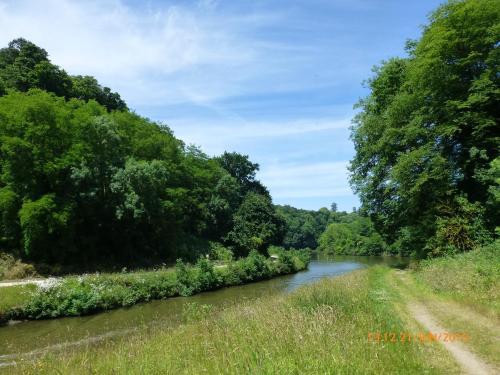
left=11, top=267, right=457, bottom=374
left=415, top=240, right=500, bottom=312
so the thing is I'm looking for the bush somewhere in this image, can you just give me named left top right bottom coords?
left=425, top=198, right=491, bottom=257
left=6, top=251, right=310, bottom=320
left=0, top=253, right=38, bottom=280
left=195, top=257, right=218, bottom=291
left=175, top=259, right=198, bottom=296
left=209, top=242, right=233, bottom=262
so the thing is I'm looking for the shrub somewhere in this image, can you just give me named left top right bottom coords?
left=175, top=259, right=198, bottom=296
left=209, top=242, right=233, bottom=262
left=0, top=253, right=38, bottom=280
left=5, top=251, right=310, bottom=320
left=195, top=257, right=218, bottom=291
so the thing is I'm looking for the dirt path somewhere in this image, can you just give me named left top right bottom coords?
left=407, top=301, right=495, bottom=375
left=394, top=271, right=497, bottom=375
left=0, top=279, right=49, bottom=288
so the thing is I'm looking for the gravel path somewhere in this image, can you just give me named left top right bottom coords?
left=0, top=279, right=50, bottom=288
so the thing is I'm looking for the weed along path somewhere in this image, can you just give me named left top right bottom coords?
left=395, top=271, right=498, bottom=375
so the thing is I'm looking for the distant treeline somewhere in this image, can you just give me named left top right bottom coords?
left=349, top=0, right=499, bottom=257
left=276, top=205, right=387, bottom=255
left=0, top=39, right=286, bottom=268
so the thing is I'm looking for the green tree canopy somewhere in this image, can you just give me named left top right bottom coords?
left=226, top=193, right=286, bottom=256
left=349, top=0, right=499, bottom=257
left=0, top=38, right=126, bottom=111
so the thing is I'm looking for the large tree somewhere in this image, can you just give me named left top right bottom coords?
left=350, top=0, right=499, bottom=257
left=226, top=193, right=285, bottom=256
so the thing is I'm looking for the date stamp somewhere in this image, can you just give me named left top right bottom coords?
left=368, top=332, right=470, bottom=343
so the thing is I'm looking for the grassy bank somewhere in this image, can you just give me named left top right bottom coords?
left=9, top=266, right=459, bottom=374
left=0, top=250, right=309, bottom=322
left=414, top=240, right=500, bottom=313
left=4, top=244, right=499, bottom=374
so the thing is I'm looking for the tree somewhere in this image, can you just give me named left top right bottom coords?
left=0, top=38, right=126, bottom=111
left=0, top=39, right=285, bottom=270
left=318, top=214, right=386, bottom=255
left=215, top=152, right=269, bottom=198
left=319, top=223, right=355, bottom=255
left=71, top=75, right=127, bottom=111
left=275, top=205, right=334, bottom=249
left=349, top=0, right=499, bottom=257
left=0, top=38, right=48, bottom=91
left=226, top=193, right=285, bottom=256
left=32, top=61, right=72, bottom=97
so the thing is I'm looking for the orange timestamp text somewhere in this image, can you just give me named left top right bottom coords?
left=367, top=331, right=470, bottom=343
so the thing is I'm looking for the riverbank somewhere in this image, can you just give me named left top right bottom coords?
left=0, top=250, right=309, bottom=322
left=4, top=266, right=458, bottom=374
left=3, top=243, right=498, bottom=374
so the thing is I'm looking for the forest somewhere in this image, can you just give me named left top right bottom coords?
left=0, top=38, right=294, bottom=270
left=0, top=38, right=390, bottom=274
left=2, top=13, right=497, bottom=272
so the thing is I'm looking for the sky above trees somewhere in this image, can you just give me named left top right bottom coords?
left=0, top=0, right=443, bottom=210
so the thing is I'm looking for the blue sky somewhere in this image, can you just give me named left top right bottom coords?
left=1, top=0, right=443, bottom=211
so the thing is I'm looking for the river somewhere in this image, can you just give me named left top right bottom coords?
left=0, top=254, right=408, bottom=367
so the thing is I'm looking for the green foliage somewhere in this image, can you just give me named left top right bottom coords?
left=0, top=71, right=285, bottom=266
left=415, top=240, right=500, bottom=311
left=319, top=215, right=386, bottom=255
left=0, top=38, right=302, bottom=271
left=18, top=194, right=72, bottom=259
left=0, top=187, right=19, bottom=247
left=195, top=257, right=218, bottom=291
left=275, top=205, right=331, bottom=249
left=175, top=259, right=198, bottom=297
left=349, top=0, right=499, bottom=257
left=209, top=242, right=234, bottom=262
left=71, top=75, right=126, bottom=111
left=0, top=38, right=126, bottom=111
left=425, top=197, right=491, bottom=257
left=6, top=252, right=309, bottom=320
left=215, top=151, right=269, bottom=198
left=225, top=193, right=285, bottom=256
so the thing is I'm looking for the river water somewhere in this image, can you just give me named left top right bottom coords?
left=0, top=254, right=408, bottom=367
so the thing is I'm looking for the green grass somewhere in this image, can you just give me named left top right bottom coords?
left=414, top=240, right=500, bottom=314
left=0, top=284, right=36, bottom=320
left=5, top=244, right=499, bottom=374
left=408, top=240, right=500, bottom=367
left=9, top=266, right=458, bottom=375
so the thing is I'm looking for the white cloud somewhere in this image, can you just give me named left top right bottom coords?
left=258, top=161, right=353, bottom=199
left=0, top=0, right=368, bottom=108
left=0, top=0, right=262, bottom=105
left=168, top=117, right=351, bottom=154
